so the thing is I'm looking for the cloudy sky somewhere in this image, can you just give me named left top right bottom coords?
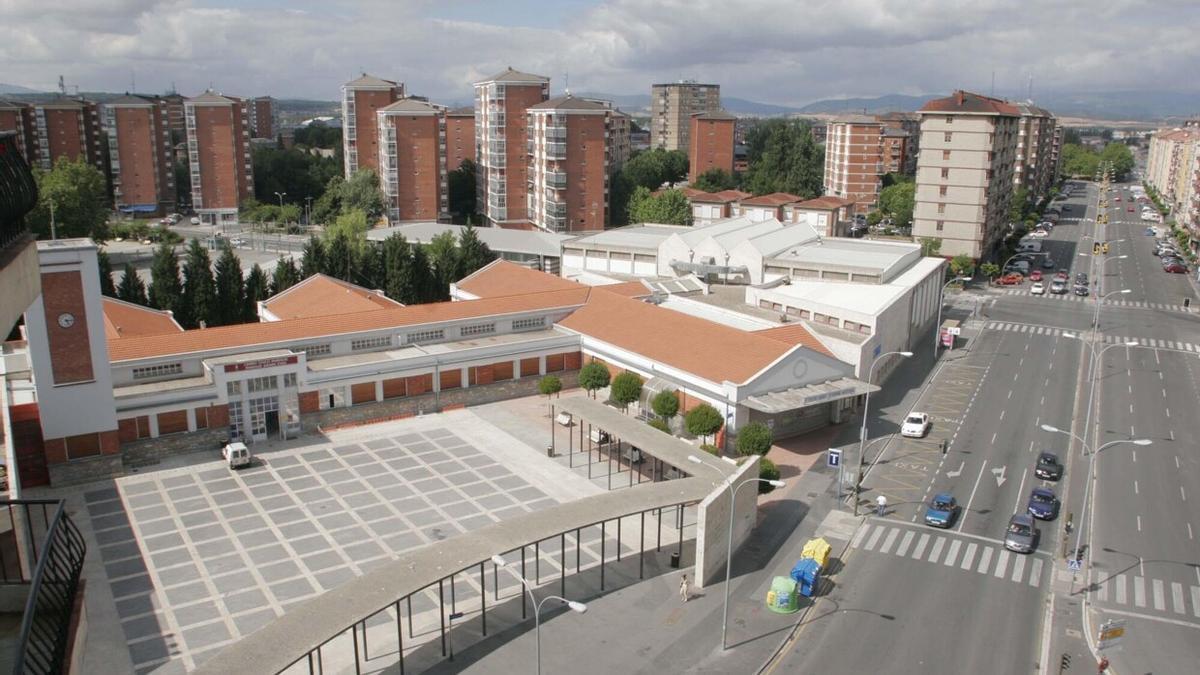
left=2, top=0, right=1198, bottom=106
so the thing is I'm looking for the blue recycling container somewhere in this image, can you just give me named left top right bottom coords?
left=790, top=558, right=822, bottom=597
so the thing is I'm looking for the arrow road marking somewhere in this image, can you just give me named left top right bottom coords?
left=992, top=465, right=1007, bottom=487
left=946, top=461, right=965, bottom=478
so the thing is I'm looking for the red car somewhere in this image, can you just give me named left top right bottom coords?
left=1054, top=269, right=1069, bottom=281
left=997, top=273, right=1024, bottom=285
left=1163, top=262, right=1188, bottom=273
left=1029, top=270, right=1044, bottom=282
left=1127, top=206, right=1134, bottom=212
left=1115, top=196, right=1122, bottom=202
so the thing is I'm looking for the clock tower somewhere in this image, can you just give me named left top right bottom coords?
left=23, top=239, right=119, bottom=471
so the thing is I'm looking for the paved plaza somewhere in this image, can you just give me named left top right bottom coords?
left=78, top=409, right=603, bottom=673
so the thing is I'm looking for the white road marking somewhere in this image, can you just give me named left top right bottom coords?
left=943, top=539, right=962, bottom=567
left=1137, top=515, right=1143, bottom=532
left=960, top=542, right=978, bottom=570
left=1177, top=456, right=1182, bottom=469
left=1116, top=574, right=1128, bottom=605
left=879, top=528, right=899, bottom=554
left=911, top=533, right=931, bottom=559
left=1173, top=582, right=1186, bottom=614
left=864, top=526, right=885, bottom=551
left=1134, top=576, right=1146, bottom=607
left=1153, top=579, right=1166, bottom=611
left=1134, top=480, right=1139, bottom=495
left=999, top=410, right=1006, bottom=421
left=959, top=460, right=988, bottom=532
left=1007, top=390, right=1012, bottom=400
left=1011, top=554, right=1026, bottom=582
left=1132, top=450, right=1137, bottom=463
left=1098, top=577, right=1109, bottom=601
left=1192, top=586, right=1200, bottom=617
left=927, top=537, right=946, bottom=563
left=1188, top=523, right=1194, bottom=540
left=977, top=546, right=993, bottom=574
left=1028, top=558, right=1043, bottom=586
left=1182, top=486, right=1187, bottom=502
left=850, top=525, right=871, bottom=548
left=994, top=550, right=1010, bottom=578
left=894, top=530, right=915, bottom=557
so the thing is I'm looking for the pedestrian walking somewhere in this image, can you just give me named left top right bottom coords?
left=876, top=494, right=887, bottom=517
left=679, top=574, right=689, bottom=603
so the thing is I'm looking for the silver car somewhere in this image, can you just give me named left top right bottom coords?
left=1005, top=514, right=1040, bottom=554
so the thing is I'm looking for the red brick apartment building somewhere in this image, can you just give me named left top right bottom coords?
left=525, top=95, right=621, bottom=233
left=688, top=110, right=736, bottom=182
left=823, top=115, right=885, bottom=214
left=445, top=107, right=476, bottom=173
left=248, top=96, right=275, bottom=139
left=376, top=99, right=450, bottom=223
left=342, top=74, right=405, bottom=177
left=0, top=99, right=37, bottom=162
left=2, top=98, right=106, bottom=173
left=102, top=95, right=175, bottom=215
left=184, top=91, right=254, bottom=225
left=475, top=68, right=550, bottom=227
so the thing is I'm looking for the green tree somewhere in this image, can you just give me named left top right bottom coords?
left=651, top=389, right=680, bottom=422
left=881, top=172, right=913, bottom=189
left=866, top=210, right=883, bottom=227
left=1099, top=142, right=1135, bottom=181
left=300, top=236, right=326, bottom=278
left=311, top=175, right=344, bottom=225
left=538, top=375, right=562, bottom=416
left=608, top=170, right=636, bottom=226
left=325, top=208, right=369, bottom=243
left=736, top=421, right=773, bottom=457
left=428, top=231, right=462, bottom=290
left=250, top=145, right=338, bottom=211
left=627, top=187, right=692, bottom=225
left=609, top=372, right=644, bottom=411
left=621, top=150, right=669, bottom=189
left=692, top=168, right=738, bottom=192
left=648, top=418, right=671, bottom=434
left=979, top=262, right=1001, bottom=282
left=759, top=458, right=781, bottom=494
left=340, top=169, right=386, bottom=221
left=878, top=182, right=916, bottom=228
left=293, top=122, right=342, bottom=149
left=96, top=249, right=117, bottom=297
left=1061, top=144, right=1100, bottom=178
left=744, top=120, right=824, bottom=198
left=685, top=403, right=723, bottom=445
left=919, top=237, right=943, bottom=258
left=661, top=150, right=689, bottom=186
left=457, top=227, right=496, bottom=277
left=270, top=257, right=301, bottom=295
left=354, top=241, right=385, bottom=290
left=174, top=159, right=191, bottom=209
left=28, top=158, right=110, bottom=241
left=324, top=231, right=353, bottom=281
left=578, top=362, right=611, bottom=399
left=212, top=244, right=245, bottom=326
left=447, top=159, right=478, bottom=223
left=1009, top=186, right=1031, bottom=224
left=243, top=263, right=268, bottom=322
left=147, top=243, right=183, bottom=313
left=116, top=263, right=148, bottom=306
left=382, top=234, right=416, bottom=304
left=410, top=245, right=443, bottom=302
left=949, top=254, right=975, bottom=278
left=179, top=239, right=216, bottom=329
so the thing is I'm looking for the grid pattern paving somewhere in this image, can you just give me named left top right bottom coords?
left=82, top=427, right=574, bottom=673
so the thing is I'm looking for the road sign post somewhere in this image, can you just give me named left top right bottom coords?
left=1097, top=619, right=1125, bottom=651
left=828, top=448, right=843, bottom=506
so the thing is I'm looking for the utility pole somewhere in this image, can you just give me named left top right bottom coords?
left=49, top=200, right=56, bottom=240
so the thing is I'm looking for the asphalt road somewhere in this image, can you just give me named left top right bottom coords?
left=774, top=179, right=1200, bottom=673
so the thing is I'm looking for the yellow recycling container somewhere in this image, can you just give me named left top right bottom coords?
left=801, top=537, right=832, bottom=568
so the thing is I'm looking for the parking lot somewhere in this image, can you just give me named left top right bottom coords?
left=79, top=408, right=601, bottom=673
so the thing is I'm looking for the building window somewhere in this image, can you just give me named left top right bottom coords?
left=302, top=344, right=331, bottom=357
left=227, top=381, right=241, bottom=396
left=940, top=168, right=950, bottom=179
left=460, top=322, right=496, bottom=337
left=936, top=221, right=945, bottom=232
left=939, top=185, right=948, bottom=197
left=351, top=336, right=392, bottom=351
left=283, top=373, right=297, bottom=388
left=406, top=329, right=445, bottom=344
left=944, top=132, right=952, bottom=142
left=945, top=116, right=953, bottom=124
left=938, top=203, right=946, bottom=214
left=512, top=317, right=546, bottom=331
left=942, top=150, right=951, bottom=160
left=246, top=375, right=278, bottom=393
left=132, top=363, right=183, bottom=380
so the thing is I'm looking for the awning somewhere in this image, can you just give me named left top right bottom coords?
left=119, top=204, right=159, bottom=214
left=742, top=377, right=878, bottom=414
left=669, top=260, right=750, bottom=276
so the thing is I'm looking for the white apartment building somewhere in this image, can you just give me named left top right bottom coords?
left=650, top=81, right=721, bottom=151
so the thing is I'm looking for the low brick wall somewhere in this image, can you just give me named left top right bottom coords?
left=48, top=454, right=125, bottom=488
left=121, top=427, right=230, bottom=468
left=305, top=370, right=580, bottom=433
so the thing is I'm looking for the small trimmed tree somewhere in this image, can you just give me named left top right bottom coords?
left=685, top=403, right=723, bottom=445
left=759, top=458, right=781, bottom=494
left=979, top=262, right=1001, bottom=283
left=648, top=418, right=670, bottom=434
left=651, top=389, right=680, bottom=422
left=577, top=362, right=611, bottom=399
left=538, top=375, right=562, bottom=417
left=736, top=421, right=773, bottom=457
left=609, top=372, right=643, bottom=411
left=949, top=254, right=975, bottom=278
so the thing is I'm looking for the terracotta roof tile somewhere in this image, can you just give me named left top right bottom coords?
left=559, top=291, right=799, bottom=384
left=920, top=90, right=1020, bottom=116
left=260, top=274, right=403, bottom=321
left=455, top=260, right=583, bottom=298
left=741, top=192, right=803, bottom=207
left=594, top=281, right=652, bottom=298
left=793, top=196, right=854, bottom=210
left=108, top=288, right=590, bottom=362
left=754, top=324, right=834, bottom=359
left=102, top=298, right=183, bottom=341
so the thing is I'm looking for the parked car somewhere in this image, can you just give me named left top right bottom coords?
left=1164, top=262, right=1188, bottom=274
left=1055, top=269, right=1069, bottom=281
left=924, top=493, right=959, bottom=528
left=1027, top=487, right=1060, bottom=520
left=997, top=273, right=1024, bottom=286
left=190, top=216, right=201, bottom=225
left=1005, top=514, right=1040, bottom=553
left=1027, top=229, right=1050, bottom=239
left=1073, top=284, right=1090, bottom=297
left=1075, top=272, right=1089, bottom=285
left=222, top=442, right=251, bottom=469
left=1035, top=452, right=1062, bottom=480
left=1041, top=257, right=1056, bottom=269
left=1127, top=206, right=1135, bottom=213
left=901, top=412, right=931, bottom=438
left=1029, top=270, right=1044, bottom=282
left=1050, top=280, right=1068, bottom=294
left=1031, top=281, right=1046, bottom=295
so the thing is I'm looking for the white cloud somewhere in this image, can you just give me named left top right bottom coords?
left=0, top=0, right=1196, bottom=106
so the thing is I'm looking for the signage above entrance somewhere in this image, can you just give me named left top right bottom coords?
left=223, top=355, right=299, bottom=373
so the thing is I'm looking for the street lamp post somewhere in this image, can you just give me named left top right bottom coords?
left=686, top=455, right=785, bottom=650
left=490, top=554, right=587, bottom=675
left=934, top=275, right=972, bottom=357
left=1092, top=287, right=1130, bottom=329
left=854, top=350, right=913, bottom=515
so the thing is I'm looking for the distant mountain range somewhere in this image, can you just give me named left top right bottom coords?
left=0, top=83, right=44, bottom=95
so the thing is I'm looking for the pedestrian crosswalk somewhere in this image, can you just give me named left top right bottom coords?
left=1093, top=572, right=1200, bottom=619
left=980, top=322, right=1200, bottom=352
left=983, top=321, right=1067, bottom=337
left=850, top=522, right=1047, bottom=588
left=997, top=289, right=1192, bottom=313
left=1099, top=334, right=1200, bottom=352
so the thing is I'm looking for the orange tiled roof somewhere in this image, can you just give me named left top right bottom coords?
left=595, top=281, right=652, bottom=298
left=558, top=290, right=799, bottom=384
left=793, top=196, right=854, bottom=210
left=754, top=324, right=835, bottom=359
left=455, top=260, right=584, bottom=299
left=101, top=298, right=183, bottom=341
left=741, top=192, right=802, bottom=207
left=108, top=288, right=590, bottom=362
left=261, top=274, right=402, bottom=321
left=921, top=90, right=1020, bottom=116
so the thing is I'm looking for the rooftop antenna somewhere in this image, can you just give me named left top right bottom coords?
left=58, top=75, right=65, bottom=95
left=990, top=70, right=995, bottom=97
left=131, top=70, right=136, bottom=95
left=1027, top=74, right=1034, bottom=102
left=564, top=69, right=569, bottom=97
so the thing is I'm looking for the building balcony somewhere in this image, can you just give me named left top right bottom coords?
left=544, top=213, right=567, bottom=231
left=546, top=142, right=566, bottom=160
left=546, top=171, right=567, bottom=189
left=545, top=125, right=567, bottom=140
left=487, top=140, right=506, bottom=155
left=546, top=200, right=567, bottom=219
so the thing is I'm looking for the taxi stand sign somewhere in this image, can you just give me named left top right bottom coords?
left=828, top=448, right=844, bottom=506
left=1097, top=618, right=1126, bottom=651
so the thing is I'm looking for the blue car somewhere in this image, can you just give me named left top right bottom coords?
left=924, top=493, right=958, bottom=528
left=1027, top=487, right=1060, bottom=520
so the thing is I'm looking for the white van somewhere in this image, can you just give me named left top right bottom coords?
left=1018, top=240, right=1043, bottom=253
left=222, top=442, right=251, bottom=469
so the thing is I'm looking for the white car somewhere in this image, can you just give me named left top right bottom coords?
left=901, top=412, right=931, bottom=438
left=1030, top=281, right=1046, bottom=295
left=1027, top=229, right=1049, bottom=238
left=190, top=216, right=201, bottom=225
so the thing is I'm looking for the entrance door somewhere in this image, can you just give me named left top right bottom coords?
left=248, top=396, right=279, bottom=442
left=265, top=410, right=280, bottom=439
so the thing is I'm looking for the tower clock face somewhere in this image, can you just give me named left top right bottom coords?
left=57, top=312, right=76, bottom=329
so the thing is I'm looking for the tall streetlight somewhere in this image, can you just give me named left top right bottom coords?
left=1062, top=333, right=1138, bottom=382
left=687, top=455, right=785, bottom=650
left=490, top=554, right=587, bottom=675
left=934, top=275, right=972, bottom=357
left=854, top=350, right=913, bottom=515
left=1093, top=287, right=1130, bottom=329
left=1039, top=424, right=1150, bottom=585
